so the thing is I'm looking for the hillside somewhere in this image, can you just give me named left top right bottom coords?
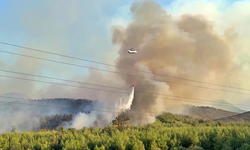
left=0, top=98, right=94, bottom=114
left=0, top=98, right=94, bottom=133
left=166, top=104, right=239, bottom=120
left=210, top=100, right=246, bottom=113
left=216, top=111, right=250, bottom=122
left=0, top=92, right=31, bottom=102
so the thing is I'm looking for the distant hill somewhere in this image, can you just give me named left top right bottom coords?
left=210, top=100, right=246, bottom=113
left=165, top=104, right=239, bottom=120
left=0, top=98, right=94, bottom=115
left=0, top=92, right=31, bottom=102
left=0, top=97, right=94, bottom=133
left=216, top=111, right=250, bottom=122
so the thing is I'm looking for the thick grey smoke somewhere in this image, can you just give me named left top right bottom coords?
left=111, top=0, right=250, bottom=125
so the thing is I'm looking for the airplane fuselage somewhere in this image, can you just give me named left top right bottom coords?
left=128, top=50, right=137, bottom=54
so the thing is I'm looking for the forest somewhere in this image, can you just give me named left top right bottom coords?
left=1, top=112, right=250, bottom=150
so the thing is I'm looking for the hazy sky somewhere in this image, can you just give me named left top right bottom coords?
left=1, top=0, right=250, bottom=109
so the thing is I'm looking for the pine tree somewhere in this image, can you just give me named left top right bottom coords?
left=11, top=126, right=16, bottom=133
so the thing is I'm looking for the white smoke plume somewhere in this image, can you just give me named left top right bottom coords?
left=64, top=86, right=134, bottom=129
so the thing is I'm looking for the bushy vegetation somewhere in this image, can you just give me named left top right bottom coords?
left=38, top=114, right=74, bottom=130
left=1, top=112, right=250, bottom=150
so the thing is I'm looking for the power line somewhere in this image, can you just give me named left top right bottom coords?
left=0, top=100, right=126, bottom=114
left=0, top=99, right=163, bottom=116
left=0, top=97, right=160, bottom=115
left=0, top=69, right=128, bottom=91
left=0, top=97, right=139, bottom=114
left=143, top=94, right=250, bottom=109
left=1, top=95, right=249, bottom=115
left=1, top=41, right=249, bottom=92
left=0, top=73, right=249, bottom=109
left=1, top=95, right=139, bottom=112
left=138, top=91, right=250, bottom=108
left=0, top=96, right=120, bottom=110
left=1, top=50, right=250, bottom=95
left=3, top=91, right=249, bottom=111
left=0, top=74, right=128, bottom=95
left=1, top=71, right=250, bottom=110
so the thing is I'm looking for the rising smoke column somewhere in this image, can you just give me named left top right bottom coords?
left=111, top=0, right=247, bottom=125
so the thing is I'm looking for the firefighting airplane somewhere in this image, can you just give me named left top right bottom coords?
left=126, top=48, right=139, bottom=54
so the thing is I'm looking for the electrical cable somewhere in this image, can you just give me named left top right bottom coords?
left=0, top=74, right=128, bottom=95
left=1, top=50, right=250, bottom=95
left=1, top=41, right=249, bottom=91
left=0, top=69, right=128, bottom=91
left=0, top=95, right=249, bottom=115
left=0, top=73, right=249, bottom=108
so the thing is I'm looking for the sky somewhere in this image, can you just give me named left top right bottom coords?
left=1, top=0, right=250, bottom=109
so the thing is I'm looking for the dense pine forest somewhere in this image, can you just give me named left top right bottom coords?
left=1, top=113, right=250, bottom=150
